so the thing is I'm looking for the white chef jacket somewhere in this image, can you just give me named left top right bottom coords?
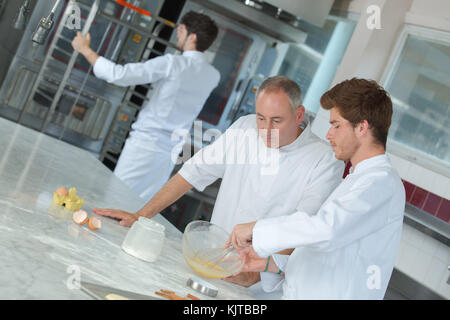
left=94, top=51, right=220, bottom=142
left=252, top=154, right=405, bottom=299
left=179, top=114, right=344, bottom=234
left=93, top=51, right=220, bottom=201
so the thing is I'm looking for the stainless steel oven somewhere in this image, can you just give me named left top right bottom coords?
left=0, top=0, right=172, bottom=156
left=98, top=0, right=282, bottom=167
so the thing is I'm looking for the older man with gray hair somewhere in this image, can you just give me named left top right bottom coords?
left=93, top=76, right=344, bottom=297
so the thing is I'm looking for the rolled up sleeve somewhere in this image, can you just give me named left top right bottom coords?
left=178, top=133, right=227, bottom=192
left=178, top=117, right=249, bottom=192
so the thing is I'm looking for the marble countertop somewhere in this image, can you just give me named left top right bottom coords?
left=0, top=117, right=255, bottom=300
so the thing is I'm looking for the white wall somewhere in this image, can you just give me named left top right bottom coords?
left=396, top=223, right=450, bottom=299
left=406, top=0, right=450, bottom=31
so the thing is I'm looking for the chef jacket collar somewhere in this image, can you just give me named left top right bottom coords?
left=279, top=117, right=311, bottom=152
left=182, top=50, right=206, bottom=60
left=350, top=154, right=389, bottom=175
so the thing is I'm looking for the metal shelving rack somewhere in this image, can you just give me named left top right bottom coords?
left=17, top=0, right=102, bottom=135
left=98, top=4, right=180, bottom=167
left=7, top=0, right=179, bottom=159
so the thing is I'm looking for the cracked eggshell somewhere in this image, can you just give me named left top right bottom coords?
left=88, top=217, right=101, bottom=231
left=73, top=210, right=89, bottom=225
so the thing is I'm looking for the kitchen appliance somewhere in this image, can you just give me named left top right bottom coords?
left=13, top=0, right=32, bottom=30
left=0, top=0, right=176, bottom=157
left=30, top=0, right=63, bottom=46
left=172, top=0, right=306, bottom=137
left=0, top=0, right=6, bottom=18
left=100, top=0, right=310, bottom=169
left=0, top=0, right=312, bottom=164
left=264, top=0, right=334, bottom=27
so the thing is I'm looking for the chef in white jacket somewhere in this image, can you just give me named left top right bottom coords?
left=72, top=11, right=220, bottom=202
left=92, top=76, right=344, bottom=292
left=227, top=78, right=406, bottom=300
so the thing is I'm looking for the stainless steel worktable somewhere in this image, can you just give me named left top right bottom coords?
left=0, top=117, right=255, bottom=300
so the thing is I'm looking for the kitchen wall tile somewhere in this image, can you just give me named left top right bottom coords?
left=434, top=242, right=450, bottom=265
left=389, top=153, right=412, bottom=183
left=405, top=224, right=425, bottom=246
left=394, top=240, right=407, bottom=267
left=390, top=145, right=449, bottom=198
left=398, top=243, right=430, bottom=282
left=422, top=192, right=443, bottom=216
left=389, top=153, right=405, bottom=172
left=397, top=223, right=450, bottom=299
left=436, top=175, right=449, bottom=200
left=444, top=178, right=450, bottom=201
left=388, top=151, right=450, bottom=200
left=400, top=223, right=414, bottom=244
left=416, top=232, right=440, bottom=256
left=402, top=180, right=415, bottom=203
left=407, top=161, right=426, bottom=187
left=437, top=272, right=450, bottom=299
left=394, top=242, right=410, bottom=273
left=410, top=186, right=428, bottom=209
left=422, top=257, right=447, bottom=294
left=416, top=170, right=436, bottom=197
left=435, top=198, right=450, bottom=222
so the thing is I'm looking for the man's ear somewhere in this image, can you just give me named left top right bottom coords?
left=296, top=105, right=306, bottom=125
left=356, top=120, right=370, bottom=137
left=188, top=33, right=197, bottom=46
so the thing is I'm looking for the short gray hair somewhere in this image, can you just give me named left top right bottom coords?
left=256, top=76, right=302, bottom=111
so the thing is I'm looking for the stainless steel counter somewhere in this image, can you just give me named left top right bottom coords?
left=404, top=203, right=450, bottom=246
left=0, top=117, right=255, bottom=300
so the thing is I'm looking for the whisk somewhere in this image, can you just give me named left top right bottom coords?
left=195, top=245, right=236, bottom=267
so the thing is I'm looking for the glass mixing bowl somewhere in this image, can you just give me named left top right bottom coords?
left=182, top=220, right=245, bottom=279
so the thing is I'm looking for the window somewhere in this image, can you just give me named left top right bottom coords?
left=278, top=43, right=321, bottom=97
left=278, top=17, right=356, bottom=114
left=382, top=25, right=450, bottom=176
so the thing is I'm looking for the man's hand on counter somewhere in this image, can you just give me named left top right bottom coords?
left=91, top=174, right=193, bottom=228
left=92, top=208, right=138, bottom=227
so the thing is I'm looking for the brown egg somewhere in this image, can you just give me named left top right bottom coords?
left=55, top=187, right=68, bottom=196
left=88, top=217, right=101, bottom=231
left=73, top=210, right=89, bottom=225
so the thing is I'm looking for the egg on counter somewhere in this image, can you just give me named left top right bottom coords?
left=56, top=187, right=68, bottom=196
left=52, top=187, right=85, bottom=210
left=72, top=210, right=89, bottom=225
left=88, top=217, right=101, bottom=231
left=53, top=187, right=69, bottom=206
